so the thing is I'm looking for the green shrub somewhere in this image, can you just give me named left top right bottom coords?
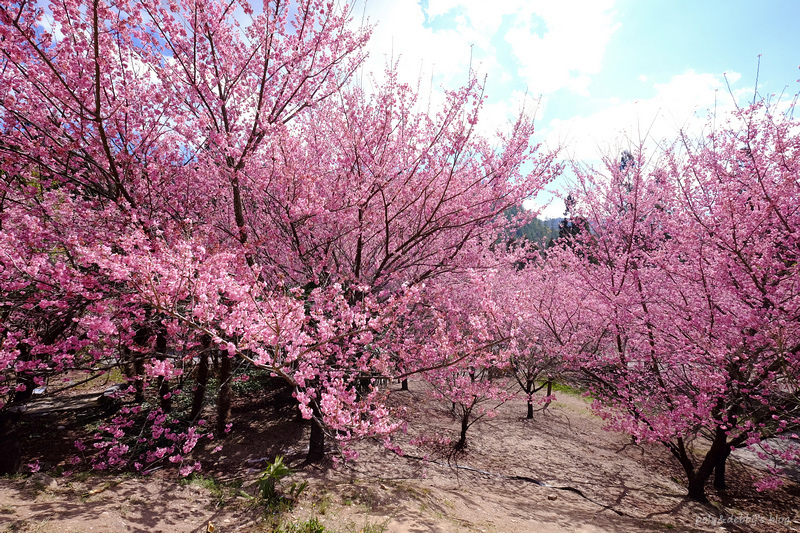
left=256, top=456, right=307, bottom=514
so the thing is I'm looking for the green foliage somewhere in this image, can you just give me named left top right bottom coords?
left=543, top=380, right=591, bottom=398
left=180, top=473, right=221, bottom=492
left=503, top=206, right=559, bottom=246
left=231, top=366, right=275, bottom=396
left=517, top=216, right=559, bottom=245
left=256, top=456, right=307, bottom=514
left=277, top=517, right=328, bottom=533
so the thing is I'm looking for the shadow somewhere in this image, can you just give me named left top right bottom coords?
left=0, top=474, right=260, bottom=532
left=339, top=379, right=792, bottom=533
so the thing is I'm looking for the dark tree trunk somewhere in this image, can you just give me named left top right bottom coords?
left=216, top=354, right=232, bottom=437
left=455, top=410, right=470, bottom=451
left=0, top=411, right=21, bottom=476
left=12, top=376, right=35, bottom=403
left=306, top=403, right=325, bottom=463
left=131, top=356, right=146, bottom=403
left=157, top=377, right=172, bottom=413
left=545, top=380, right=553, bottom=408
left=124, top=326, right=149, bottom=403
left=713, top=447, right=731, bottom=491
left=526, top=379, right=535, bottom=419
left=671, top=428, right=731, bottom=502
left=687, top=475, right=708, bottom=502
left=692, top=428, right=730, bottom=500
left=189, top=338, right=211, bottom=420
left=401, top=378, right=408, bottom=391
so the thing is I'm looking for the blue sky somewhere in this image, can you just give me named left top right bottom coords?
left=354, top=0, right=800, bottom=216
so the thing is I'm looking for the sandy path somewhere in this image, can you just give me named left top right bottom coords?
left=2, top=379, right=798, bottom=532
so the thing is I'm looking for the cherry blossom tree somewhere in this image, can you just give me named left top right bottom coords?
left=557, top=100, right=800, bottom=501
left=265, top=72, right=553, bottom=459
left=426, top=363, right=511, bottom=453
left=0, top=0, right=370, bottom=470
left=0, top=0, right=556, bottom=470
left=405, top=268, right=515, bottom=453
left=507, top=262, right=578, bottom=418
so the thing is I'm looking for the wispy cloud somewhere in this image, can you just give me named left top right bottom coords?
left=354, top=0, right=619, bottom=98
left=505, top=0, right=620, bottom=96
left=544, top=69, right=744, bottom=163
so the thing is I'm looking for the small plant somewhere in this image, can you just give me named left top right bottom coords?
left=256, top=456, right=307, bottom=513
left=312, top=493, right=332, bottom=515
left=344, top=518, right=389, bottom=533
left=277, top=517, right=328, bottom=533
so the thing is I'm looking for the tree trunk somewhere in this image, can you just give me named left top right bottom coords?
left=189, top=339, right=211, bottom=420
left=12, top=345, right=35, bottom=403
left=12, top=376, right=35, bottom=403
left=526, top=379, right=535, bottom=419
left=158, top=377, right=172, bottom=413
left=131, top=356, right=146, bottom=403
left=306, top=404, right=325, bottom=463
left=124, top=326, right=149, bottom=403
left=713, top=448, right=731, bottom=491
left=545, top=380, right=553, bottom=408
left=0, top=411, right=21, bottom=476
left=216, top=354, right=232, bottom=437
left=455, top=410, right=470, bottom=451
left=671, top=428, right=731, bottom=502
left=687, top=475, right=708, bottom=502
left=401, top=378, right=408, bottom=391
left=692, top=428, right=730, bottom=500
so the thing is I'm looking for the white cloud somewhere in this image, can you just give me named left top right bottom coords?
left=725, top=72, right=742, bottom=85
left=524, top=196, right=566, bottom=219
left=354, top=1, right=476, bottom=93
left=427, top=0, right=506, bottom=37
left=354, top=0, right=620, bottom=100
left=473, top=90, right=545, bottom=142
left=505, top=0, right=620, bottom=96
left=544, top=69, right=743, bottom=164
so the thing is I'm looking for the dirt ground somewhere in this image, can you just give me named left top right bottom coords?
left=1, top=379, right=798, bottom=532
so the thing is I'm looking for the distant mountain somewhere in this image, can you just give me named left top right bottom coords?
left=503, top=208, right=561, bottom=245
left=540, top=218, right=565, bottom=233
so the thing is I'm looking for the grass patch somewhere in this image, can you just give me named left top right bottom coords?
left=343, top=517, right=390, bottom=533
left=276, top=516, right=328, bottom=533
left=180, top=473, right=245, bottom=508
left=310, top=493, right=333, bottom=515
left=542, top=380, right=592, bottom=399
